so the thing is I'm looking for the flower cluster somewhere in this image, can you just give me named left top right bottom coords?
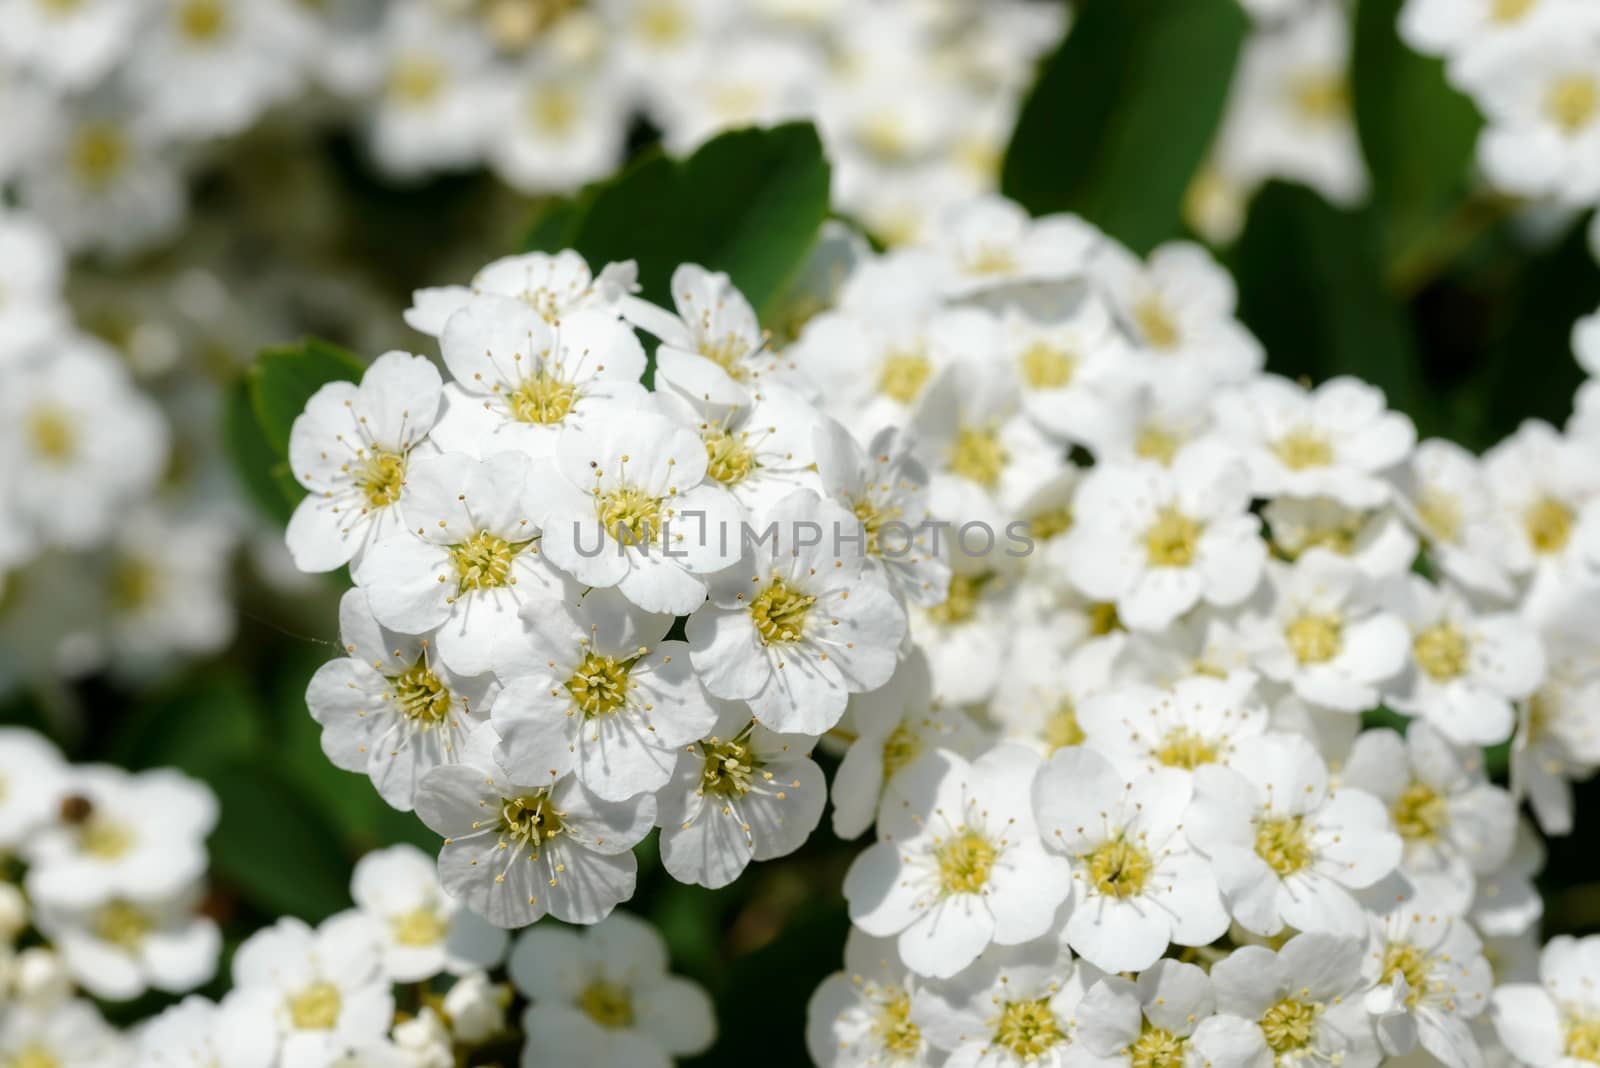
left=0, top=0, right=1060, bottom=255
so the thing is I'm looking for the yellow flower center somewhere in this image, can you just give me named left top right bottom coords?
left=633, top=0, right=687, bottom=43
left=1565, top=1016, right=1600, bottom=1063
left=881, top=722, right=921, bottom=780
left=1492, top=0, right=1538, bottom=20
left=749, top=578, right=814, bottom=644
left=1260, top=997, right=1318, bottom=1055
left=176, top=0, right=226, bottom=41
left=598, top=486, right=660, bottom=546
left=1414, top=623, right=1471, bottom=682
left=508, top=372, right=576, bottom=424
left=526, top=86, right=580, bottom=134
left=1416, top=490, right=1462, bottom=544
left=26, top=406, right=76, bottom=462
left=1392, top=782, right=1447, bottom=842
left=566, top=650, right=632, bottom=717
left=94, top=900, right=153, bottom=950
left=697, top=335, right=751, bottom=381
left=875, top=992, right=922, bottom=1056
left=1546, top=75, right=1599, bottom=135
left=1380, top=943, right=1430, bottom=1009
left=852, top=496, right=902, bottom=557
left=1045, top=701, right=1085, bottom=752
left=994, top=998, right=1063, bottom=1058
left=859, top=111, right=913, bottom=162
left=1255, top=816, right=1315, bottom=876
left=699, top=730, right=756, bottom=797
left=935, top=829, right=996, bottom=894
left=1133, top=297, right=1181, bottom=351
left=581, top=980, right=635, bottom=1029
left=387, top=54, right=444, bottom=105
left=1155, top=726, right=1218, bottom=769
left=1128, top=1023, right=1187, bottom=1068
left=1089, top=601, right=1123, bottom=636
left=1027, top=506, right=1073, bottom=542
left=69, top=123, right=128, bottom=188
left=1290, top=71, right=1350, bottom=120
left=1019, top=342, right=1076, bottom=390
left=1285, top=614, right=1342, bottom=665
left=501, top=792, right=565, bottom=853
left=449, top=530, right=517, bottom=592
left=288, top=982, right=342, bottom=1030
left=1525, top=496, right=1575, bottom=555
left=108, top=557, right=158, bottom=612
left=393, top=661, right=452, bottom=724
left=1135, top=426, right=1181, bottom=465
left=1144, top=507, right=1202, bottom=567
left=356, top=450, right=406, bottom=509
left=1273, top=429, right=1334, bottom=471
left=80, top=818, right=134, bottom=859
left=391, top=908, right=447, bottom=947
left=926, top=573, right=986, bottom=626
left=966, top=245, right=1017, bottom=277
left=876, top=350, right=932, bottom=404
left=704, top=428, right=757, bottom=486
left=1087, top=837, right=1153, bottom=898
left=8, top=1048, right=61, bottom=1068
left=948, top=425, right=1008, bottom=489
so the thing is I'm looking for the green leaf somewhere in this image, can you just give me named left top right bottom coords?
left=532, top=123, right=832, bottom=315
left=207, top=757, right=353, bottom=923
left=1232, top=183, right=1431, bottom=430
left=521, top=195, right=584, bottom=253
left=248, top=339, right=366, bottom=457
left=1351, top=0, right=1484, bottom=287
left=223, top=379, right=300, bottom=525
left=105, top=668, right=263, bottom=780
left=1002, top=0, right=1247, bottom=253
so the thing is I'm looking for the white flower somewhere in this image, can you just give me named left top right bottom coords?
left=914, top=939, right=1082, bottom=1068
left=1262, top=496, right=1420, bottom=582
left=308, top=587, right=499, bottom=812
left=414, top=725, right=654, bottom=927
left=812, top=420, right=950, bottom=609
left=688, top=488, right=905, bottom=734
left=1342, top=724, right=1517, bottom=916
left=1072, top=958, right=1270, bottom=1068
left=651, top=33, right=821, bottom=152
left=655, top=699, right=827, bottom=888
left=0, top=212, right=67, bottom=365
left=491, top=587, right=717, bottom=802
left=225, top=913, right=394, bottom=1068
left=806, top=930, right=937, bottom=1068
left=1483, top=420, right=1599, bottom=580
left=655, top=382, right=823, bottom=515
left=1458, top=17, right=1600, bottom=206
left=390, top=1008, right=451, bottom=1068
left=0, top=0, right=139, bottom=89
left=924, top=196, right=1100, bottom=297
left=286, top=351, right=443, bottom=573
left=1513, top=580, right=1600, bottom=836
left=1241, top=552, right=1410, bottom=712
left=356, top=451, right=561, bottom=677
left=1072, top=374, right=1219, bottom=470
left=1394, top=439, right=1515, bottom=599
left=1209, top=932, right=1380, bottom=1068
left=1214, top=375, right=1416, bottom=508
left=1001, top=287, right=1138, bottom=448
left=36, top=881, right=221, bottom=1002
left=433, top=294, right=648, bottom=461
left=1186, top=732, right=1402, bottom=937
left=134, top=995, right=275, bottom=1068
left=1363, top=900, right=1492, bottom=1068
left=1098, top=241, right=1264, bottom=389
left=1382, top=574, right=1545, bottom=747
left=1214, top=5, right=1369, bottom=208
left=1062, top=445, right=1265, bottom=630
left=0, top=337, right=169, bottom=550
left=404, top=250, right=639, bottom=338
left=623, top=263, right=803, bottom=406
left=535, top=403, right=742, bottom=616
left=1490, top=933, right=1600, bottom=1068
left=487, top=60, right=630, bottom=196
left=989, top=629, right=1126, bottom=755
left=1400, top=0, right=1581, bottom=60
left=23, top=767, right=217, bottom=912
left=845, top=745, right=1071, bottom=979
left=910, top=566, right=1017, bottom=707
left=0, top=999, right=124, bottom=1068
left=440, top=970, right=510, bottom=1044
left=507, top=911, right=716, bottom=1066
left=366, top=5, right=494, bottom=177
left=1077, top=674, right=1269, bottom=778
left=1031, top=746, right=1229, bottom=973
left=831, top=649, right=980, bottom=839
left=349, top=844, right=508, bottom=982
left=126, top=0, right=310, bottom=140
left=0, top=727, right=67, bottom=851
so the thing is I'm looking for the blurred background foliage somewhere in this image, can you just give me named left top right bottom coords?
left=5, top=0, right=1598, bottom=1062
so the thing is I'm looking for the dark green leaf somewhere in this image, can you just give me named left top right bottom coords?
left=540, top=123, right=831, bottom=315
left=223, top=379, right=300, bottom=525
left=248, top=339, right=366, bottom=457
left=521, top=195, right=584, bottom=253
left=1351, top=0, right=1484, bottom=287
left=105, top=668, right=263, bottom=779
left=1002, top=0, right=1247, bottom=253
left=1233, top=183, right=1431, bottom=429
